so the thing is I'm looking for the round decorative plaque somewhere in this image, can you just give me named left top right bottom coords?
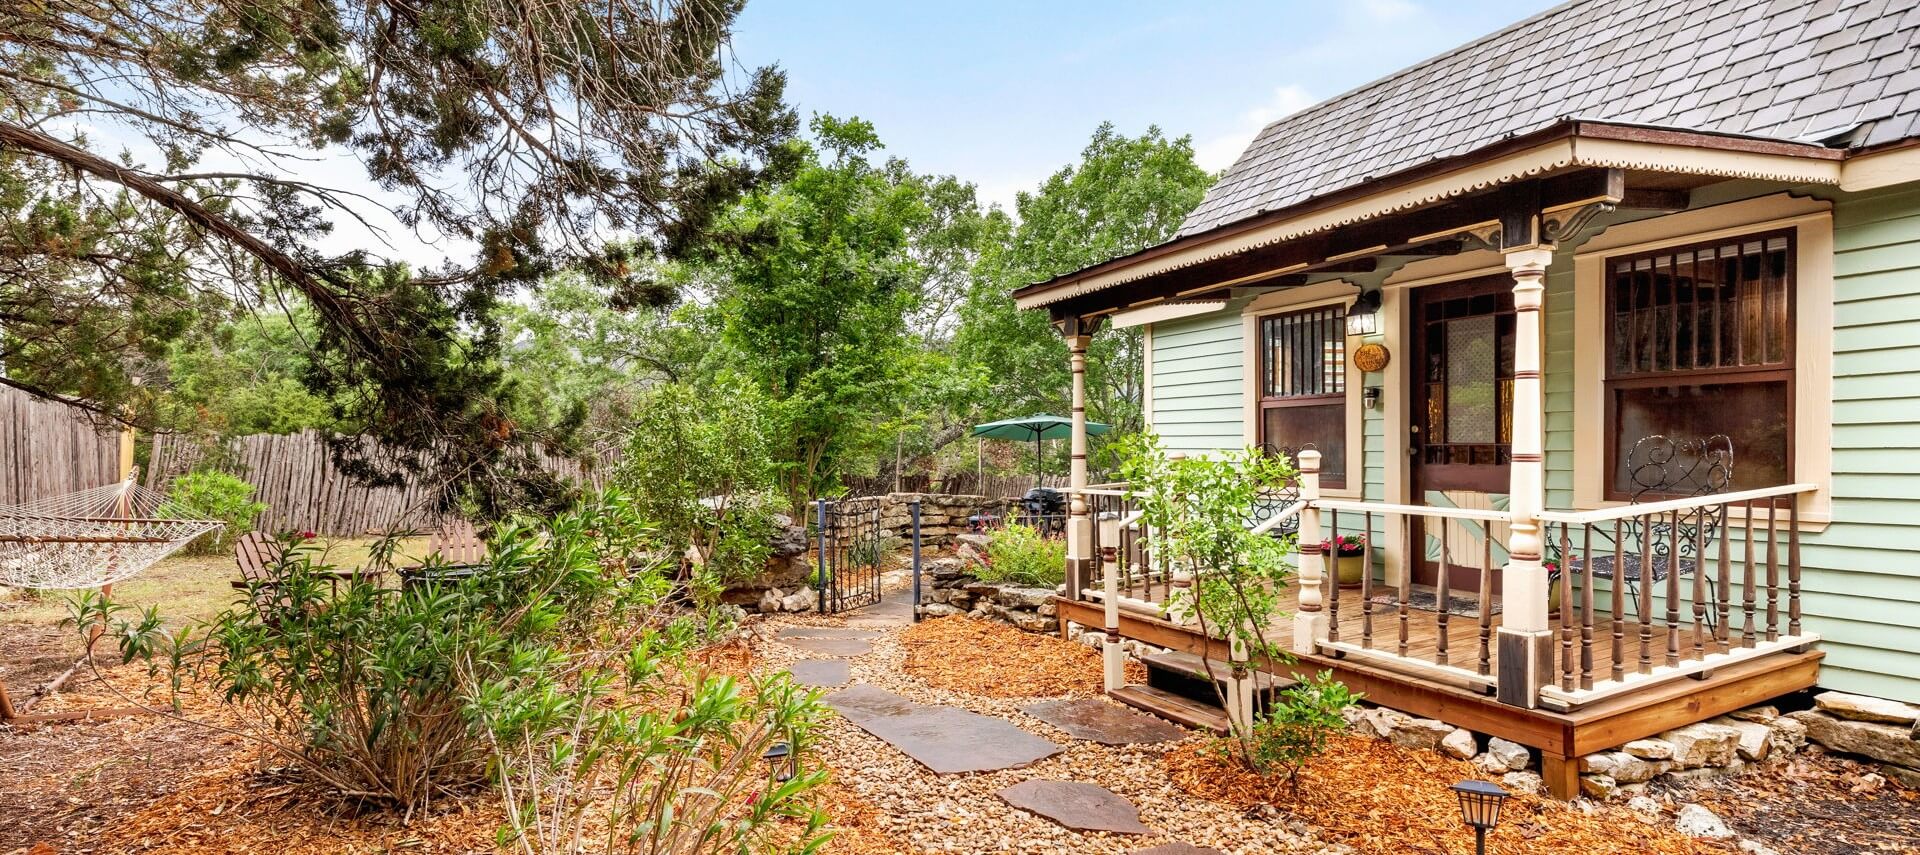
left=1352, top=342, right=1390, bottom=373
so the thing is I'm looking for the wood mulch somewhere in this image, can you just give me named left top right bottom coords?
left=1164, top=735, right=1726, bottom=855
left=1680, top=751, right=1920, bottom=854
left=896, top=615, right=1145, bottom=698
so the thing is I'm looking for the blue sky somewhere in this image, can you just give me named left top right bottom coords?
left=731, top=0, right=1561, bottom=209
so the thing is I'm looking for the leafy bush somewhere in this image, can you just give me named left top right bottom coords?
left=77, top=489, right=675, bottom=809
left=979, top=523, right=1065, bottom=587
left=475, top=620, right=829, bottom=855
left=168, top=469, right=268, bottom=555
left=614, top=383, right=778, bottom=596
left=1239, top=671, right=1360, bottom=794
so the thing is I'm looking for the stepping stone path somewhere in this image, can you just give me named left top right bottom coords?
left=1023, top=698, right=1188, bottom=745
left=1130, top=844, right=1227, bottom=855
left=779, top=637, right=874, bottom=657
left=825, top=684, right=1062, bottom=774
left=786, top=659, right=850, bottom=688
left=995, top=779, right=1155, bottom=836
left=776, top=626, right=880, bottom=640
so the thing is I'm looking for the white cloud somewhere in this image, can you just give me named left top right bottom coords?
left=1194, top=84, right=1317, bottom=173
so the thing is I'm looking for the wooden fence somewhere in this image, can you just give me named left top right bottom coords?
left=146, top=430, right=612, bottom=537
left=0, top=385, right=125, bottom=505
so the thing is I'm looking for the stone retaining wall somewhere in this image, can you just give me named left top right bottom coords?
left=916, top=534, right=1060, bottom=634
left=833, top=492, right=1005, bottom=547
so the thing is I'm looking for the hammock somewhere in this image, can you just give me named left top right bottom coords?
left=0, top=479, right=223, bottom=590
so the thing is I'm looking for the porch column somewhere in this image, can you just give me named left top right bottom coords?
left=1497, top=247, right=1555, bottom=708
left=1059, top=320, right=1118, bottom=690
left=1292, top=450, right=1325, bottom=654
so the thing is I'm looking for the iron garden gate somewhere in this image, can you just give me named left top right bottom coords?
left=814, top=499, right=885, bottom=614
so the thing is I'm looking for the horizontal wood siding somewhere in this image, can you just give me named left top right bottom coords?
left=1148, top=305, right=1246, bottom=456
left=1801, top=184, right=1920, bottom=703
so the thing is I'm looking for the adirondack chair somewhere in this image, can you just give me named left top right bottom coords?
left=428, top=520, right=487, bottom=564
left=230, top=531, right=295, bottom=614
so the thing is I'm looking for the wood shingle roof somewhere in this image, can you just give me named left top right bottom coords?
left=1181, top=0, right=1920, bottom=237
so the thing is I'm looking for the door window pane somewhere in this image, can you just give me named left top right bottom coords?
left=1445, top=315, right=1498, bottom=444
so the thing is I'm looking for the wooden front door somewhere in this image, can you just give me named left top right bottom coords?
left=1409, top=276, right=1516, bottom=591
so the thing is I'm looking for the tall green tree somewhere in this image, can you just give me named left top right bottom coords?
left=0, top=0, right=794, bottom=515
left=953, top=124, right=1215, bottom=456
left=699, top=115, right=928, bottom=515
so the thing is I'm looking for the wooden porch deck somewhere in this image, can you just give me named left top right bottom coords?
left=1054, top=587, right=1822, bottom=799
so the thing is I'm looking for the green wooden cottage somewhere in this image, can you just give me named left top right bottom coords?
left=1017, top=0, right=1920, bottom=797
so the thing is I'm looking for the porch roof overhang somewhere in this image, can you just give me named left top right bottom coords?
left=1013, top=118, right=1891, bottom=321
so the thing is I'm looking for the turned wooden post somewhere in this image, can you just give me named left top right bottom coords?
left=1496, top=247, right=1556, bottom=709
left=1293, top=450, right=1326, bottom=654
left=1062, top=319, right=1122, bottom=691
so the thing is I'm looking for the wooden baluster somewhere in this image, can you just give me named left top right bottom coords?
left=1742, top=499, right=1757, bottom=649
left=1788, top=496, right=1802, bottom=637
left=1766, top=497, right=1780, bottom=642
left=1327, top=508, right=1341, bottom=643
left=1716, top=505, right=1732, bottom=651
left=1397, top=513, right=1411, bottom=658
left=1559, top=523, right=1574, bottom=692
left=1580, top=523, right=1595, bottom=691
left=1477, top=522, right=1492, bottom=677
left=1611, top=518, right=1625, bottom=683
left=1436, top=520, right=1450, bottom=668
left=1691, top=511, right=1707, bottom=662
left=1666, top=509, right=1681, bottom=668
left=1639, top=513, right=1655, bottom=675
left=1361, top=511, right=1375, bottom=650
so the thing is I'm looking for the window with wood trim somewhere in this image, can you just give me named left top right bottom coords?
left=1604, top=230, right=1794, bottom=497
left=1259, top=306, right=1347, bottom=488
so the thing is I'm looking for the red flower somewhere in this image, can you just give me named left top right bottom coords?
left=299, top=530, right=316, bottom=541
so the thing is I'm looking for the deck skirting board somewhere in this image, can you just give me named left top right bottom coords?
left=1537, top=634, right=1821, bottom=711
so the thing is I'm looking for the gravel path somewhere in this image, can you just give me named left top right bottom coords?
left=754, top=600, right=1345, bottom=855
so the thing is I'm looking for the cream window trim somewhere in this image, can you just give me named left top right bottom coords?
left=1142, top=323, right=1155, bottom=431
left=1241, top=284, right=1364, bottom=499
left=1570, top=196, right=1834, bottom=529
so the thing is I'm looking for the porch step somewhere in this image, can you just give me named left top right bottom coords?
left=1143, top=651, right=1295, bottom=712
left=1109, top=685, right=1230, bottom=735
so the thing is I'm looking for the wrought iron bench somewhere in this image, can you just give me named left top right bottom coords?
left=1559, top=435, right=1734, bottom=623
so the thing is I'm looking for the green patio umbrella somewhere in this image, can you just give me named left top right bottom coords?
left=971, top=414, right=1111, bottom=487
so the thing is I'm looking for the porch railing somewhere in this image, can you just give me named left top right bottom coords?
left=1060, top=482, right=1820, bottom=710
left=1532, top=482, right=1819, bottom=710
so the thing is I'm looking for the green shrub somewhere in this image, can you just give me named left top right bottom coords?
left=168, top=469, right=267, bottom=555
left=475, top=621, right=829, bottom=855
left=979, top=523, right=1065, bottom=587
left=1240, top=670, right=1360, bottom=794
left=76, top=489, right=679, bottom=809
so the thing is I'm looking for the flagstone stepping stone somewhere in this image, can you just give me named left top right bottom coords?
left=786, top=659, right=850, bottom=688
left=825, top=685, right=1062, bottom=774
left=777, top=626, right=880, bottom=640
left=780, top=637, right=874, bottom=657
left=845, top=599, right=914, bottom=628
left=1131, top=844, right=1226, bottom=855
left=1023, top=698, right=1188, bottom=745
left=996, top=779, right=1155, bottom=835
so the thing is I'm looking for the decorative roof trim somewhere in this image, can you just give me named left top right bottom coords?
left=1015, top=125, right=1848, bottom=312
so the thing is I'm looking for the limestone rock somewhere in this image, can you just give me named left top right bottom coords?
left=1622, top=738, right=1675, bottom=760
left=1674, top=804, right=1733, bottom=839
left=758, top=588, right=783, bottom=613
left=1737, top=840, right=1781, bottom=855
left=1501, top=771, right=1543, bottom=794
left=956, top=533, right=992, bottom=549
left=1439, top=728, right=1477, bottom=760
left=1660, top=723, right=1740, bottom=769
left=1481, top=737, right=1531, bottom=772
left=1726, top=705, right=1779, bottom=724
left=1626, top=795, right=1663, bottom=819
left=1765, top=716, right=1808, bottom=756
left=1579, top=774, right=1618, bottom=800
left=1581, top=751, right=1663, bottom=784
left=1813, top=691, right=1920, bottom=726
left=1339, top=705, right=1367, bottom=730
left=919, top=603, right=964, bottom=618
left=1354, top=708, right=1410, bottom=740
left=1713, top=718, right=1773, bottom=762
left=780, top=587, right=816, bottom=613
left=1791, top=710, right=1920, bottom=768
left=994, top=585, right=1056, bottom=610
left=954, top=542, right=986, bottom=566
left=1880, top=764, right=1920, bottom=789
left=1387, top=717, right=1454, bottom=752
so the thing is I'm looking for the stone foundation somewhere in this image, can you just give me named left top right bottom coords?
left=918, top=539, right=1060, bottom=634
left=832, top=492, right=1006, bottom=547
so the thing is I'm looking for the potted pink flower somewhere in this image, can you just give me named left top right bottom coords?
left=1321, top=533, right=1368, bottom=588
